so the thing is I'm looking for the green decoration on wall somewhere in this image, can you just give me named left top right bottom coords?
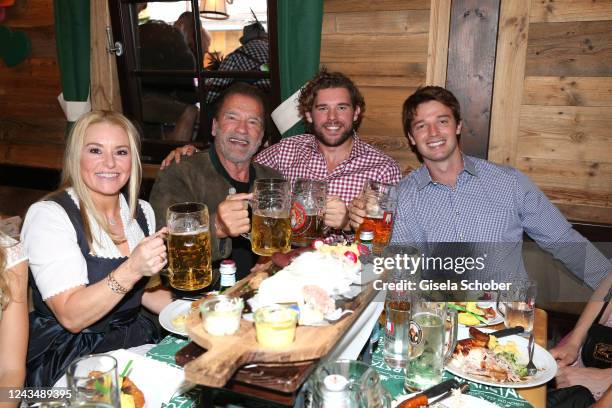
left=0, top=25, right=31, bottom=67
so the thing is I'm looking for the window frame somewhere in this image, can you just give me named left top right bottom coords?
left=108, top=0, right=281, bottom=163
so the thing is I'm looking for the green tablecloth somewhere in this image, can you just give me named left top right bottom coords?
left=370, top=344, right=532, bottom=407
left=147, top=335, right=533, bottom=407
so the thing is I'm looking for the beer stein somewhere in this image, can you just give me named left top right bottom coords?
left=248, top=178, right=292, bottom=256
left=404, top=298, right=458, bottom=392
left=310, top=359, right=392, bottom=408
left=358, top=180, right=398, bottom=254
left=290, top=179, right=327, bottom=247
left=380, top=245, right=420, bottom=368
left=167, top=202, right=212, bottom=291
left=66, top=354, right=120, bottom=407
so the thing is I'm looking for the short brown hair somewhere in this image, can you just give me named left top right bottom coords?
left=298, top=69, right=366, bottom=131
left=402, top=86, right=461, bottom=137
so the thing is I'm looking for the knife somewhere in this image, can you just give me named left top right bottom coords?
left=428, top=382, right=470, bottom=405
left=397, top=379, right=460, bottom=408
left=489, top=326, right=524, bottom=338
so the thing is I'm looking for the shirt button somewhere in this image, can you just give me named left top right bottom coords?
left=459, top=233, right=464, bottom=240
left=455, top=211, right=460, bottom=215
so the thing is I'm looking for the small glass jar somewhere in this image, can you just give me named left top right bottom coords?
left=199, top=295, right=243, bottom=336
left=254, top=305, right=298, bottom=348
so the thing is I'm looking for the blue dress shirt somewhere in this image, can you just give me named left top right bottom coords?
left=391, top=155, right=610, bottom=289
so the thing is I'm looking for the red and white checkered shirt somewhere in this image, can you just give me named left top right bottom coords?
left=254, top=133, right=401, bottom=205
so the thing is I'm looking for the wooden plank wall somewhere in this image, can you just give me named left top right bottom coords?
left=0, top=0, right=65, bottom=169
left=320, top=0, right=431, bottom=175
left=491, top=0, right=612, bottom=224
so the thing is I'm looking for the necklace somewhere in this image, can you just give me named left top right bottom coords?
left=108, top=217, right=118, bottom=226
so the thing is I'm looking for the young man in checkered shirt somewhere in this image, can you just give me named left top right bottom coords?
left=162, top=70, right=401, bottom=236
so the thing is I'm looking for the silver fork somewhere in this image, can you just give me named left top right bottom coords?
left=526, top=332, right=537, bottom=376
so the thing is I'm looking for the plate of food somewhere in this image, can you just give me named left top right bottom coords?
left=446, top=326, right=557, bottom=388
left=450, top=302, right=503, bottom=327
left=159, top=299, right=193, bottom=336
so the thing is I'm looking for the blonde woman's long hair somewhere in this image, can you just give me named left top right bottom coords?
left=59, top=110, right=142, bottom=248
left=0, top=240, right=8, bottom=310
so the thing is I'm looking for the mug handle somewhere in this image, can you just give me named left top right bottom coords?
left=443, top=308, right=458, bottom=363
left=496, top=289, right=506, bottom=318
left=381, top=388, right=393, bottom=408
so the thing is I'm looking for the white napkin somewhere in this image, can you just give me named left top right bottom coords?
left=56, top=349, right=192, bottom=407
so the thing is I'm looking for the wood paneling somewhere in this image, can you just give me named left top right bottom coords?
left=5, top=0, right=54, bottom=28
left=489, top=2, right=612, bottom=223
left=516, top=157, right=612, bottom=193
left=321, top=0, right=431, bottom=173
left=324, top=0, right=430, bottom=13
left=321, top=34, right=428, bottom=63
left=358, top=86, right=419, bottom=136
left=322, top=62, right=425, bottom=87
left=0, top=141, right=64, bottom=169
left=426, top=0, right=451, bottom=86
left=446, top=0, right=501, bottom=159
left=523, top=76, right=612, bottom=107
left=530, top=0, right=612, bottom=23
left=518, top=105, right=612, bottom=163
left=526, top=21, right=612, bottom=77
left=0, top=0, right=65, bottom=160
left=331, top=10, right=430, bottom=34
left=489, top=0, right=531, bottom=165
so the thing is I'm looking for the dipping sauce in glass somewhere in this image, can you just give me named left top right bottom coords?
left=254, top=305, right=299, bottom=348
left=200, top=295, right=244, bottom=336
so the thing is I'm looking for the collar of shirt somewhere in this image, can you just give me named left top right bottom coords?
left=208, top=147, right=255, bottom=193
left=304, top=131, right=368, bottom=174
left=415, top=153, right=479, bottom=190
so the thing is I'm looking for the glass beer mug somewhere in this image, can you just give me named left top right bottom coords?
left=249, top=178, right=292, bottom=256
left=310, top=360, right=392, bottom=408
left=290, top=179, right=327, bottom=247
left=404, top=299, right=458, bottom=392
left=166, top=202, right=212, bottom=291
left=358, top=180, right=398, bottom=255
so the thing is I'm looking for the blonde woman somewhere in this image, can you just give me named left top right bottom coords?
left=22, top=111, right=172, bottom=387
left=0, top=232, right=28, bottom=408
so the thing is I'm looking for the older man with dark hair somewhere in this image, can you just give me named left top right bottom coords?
left=150, top=83, right=280, bottom=279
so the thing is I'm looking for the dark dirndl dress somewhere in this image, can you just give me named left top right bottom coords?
left=26, top=192, right=162, bottom=387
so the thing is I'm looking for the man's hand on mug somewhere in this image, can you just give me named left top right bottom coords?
left=160, top=144, right=198, bottom=170
left=324, top=196, right=349, bottom=229
left=215, top=193, right=252, bottom=238
left=349, top=197, right=366, bottom=231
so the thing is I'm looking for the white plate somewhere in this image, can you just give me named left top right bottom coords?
left=457, top=302, right=504, bottom=328
left=55, top=349, right=190, bottom=407
left=393, top=393, right=500, bottom=408
left=159, top=299, right=193, bottom=337
left=446, top=326, right=557, bottom=388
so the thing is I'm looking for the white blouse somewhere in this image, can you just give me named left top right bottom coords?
left=22, top=188, right=156, bottom=300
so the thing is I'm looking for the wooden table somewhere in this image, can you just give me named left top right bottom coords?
left=490, top=308, right=548, bottom=408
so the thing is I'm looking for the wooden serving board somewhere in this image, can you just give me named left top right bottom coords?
left=184, top=268, right=379, bottom=388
